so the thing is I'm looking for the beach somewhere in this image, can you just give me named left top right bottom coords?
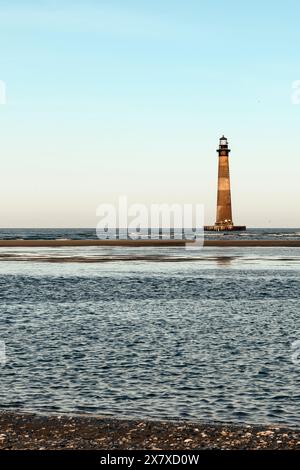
left=0, top=411, right=300, bottom=450
left=1, top=229, right=300, bottom=450
left=0, top=239, right=300, bottom=247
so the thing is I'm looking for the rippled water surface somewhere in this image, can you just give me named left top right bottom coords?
left=1, top=232, right=300, bottom=427
left=0, top=227, right=300, bottom=240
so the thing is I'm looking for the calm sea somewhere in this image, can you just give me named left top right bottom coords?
left=0, top=228, right=300, bottom=427
left=0, top=227, right=299, bottom=240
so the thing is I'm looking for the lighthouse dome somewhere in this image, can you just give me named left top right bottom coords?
left=220, top=136, right=228, bottom=146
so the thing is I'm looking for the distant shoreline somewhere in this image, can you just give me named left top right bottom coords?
left=0, top=410, right=299, bottom=450
left=0, top=239, right=300, bottom=247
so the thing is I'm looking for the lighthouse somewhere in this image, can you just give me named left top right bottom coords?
left=205, top=136, right=246, bottom=231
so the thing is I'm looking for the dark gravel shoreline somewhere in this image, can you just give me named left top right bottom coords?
left=1, top=411, right=300, bottom=450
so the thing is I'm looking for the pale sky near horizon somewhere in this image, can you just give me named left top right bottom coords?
left=0, top=0, right=299, bottom=228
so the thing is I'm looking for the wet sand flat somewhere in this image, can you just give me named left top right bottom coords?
left=0, top=411, right=300, bottom=450
left=0, top=239, right=300, bottom=247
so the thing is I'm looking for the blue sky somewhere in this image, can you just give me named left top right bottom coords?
left=0, top=0, right=299, bottom=227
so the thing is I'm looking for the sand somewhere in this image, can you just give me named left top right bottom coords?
left=0, top=239, right=299, bottom=247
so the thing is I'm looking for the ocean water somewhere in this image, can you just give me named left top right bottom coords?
left=0, top=227, right=299, bottom=240
left=0, top=228, right=300, bottom=427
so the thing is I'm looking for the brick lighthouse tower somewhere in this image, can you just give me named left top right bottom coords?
left=205, top=136, right=246, bottom=231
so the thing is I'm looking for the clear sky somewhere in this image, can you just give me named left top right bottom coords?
left=0, top=0, right=299, bottom=227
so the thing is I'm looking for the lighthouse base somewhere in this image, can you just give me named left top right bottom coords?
left=204, top=225, right=246, bottom=232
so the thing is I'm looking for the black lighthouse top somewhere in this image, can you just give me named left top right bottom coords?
left=217, top=135, right=231, bottom=154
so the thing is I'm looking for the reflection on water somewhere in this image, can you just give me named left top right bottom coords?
left=0, top=246, right=300, bottom=270
left=215, top=256, right=234, bottom=266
